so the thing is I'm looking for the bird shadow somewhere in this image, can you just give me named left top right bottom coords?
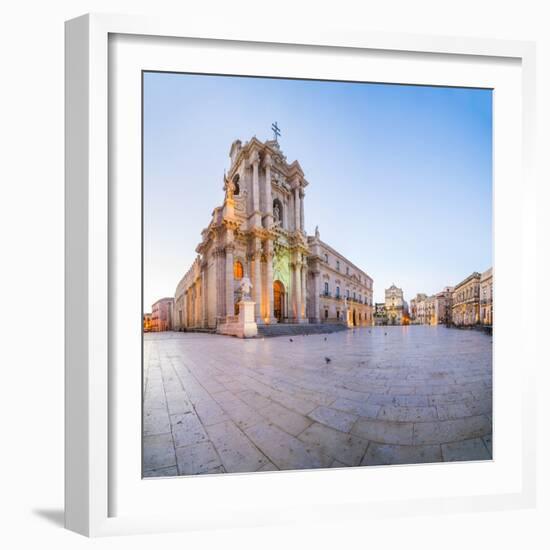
left=33, top=508, right=64, bottom=527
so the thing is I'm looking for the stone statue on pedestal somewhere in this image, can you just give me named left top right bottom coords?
left=273, top=202, right=280, bottom=222
left=238, top=276, right=253, bottom=301
left=223, top=174, right=236, bottom=200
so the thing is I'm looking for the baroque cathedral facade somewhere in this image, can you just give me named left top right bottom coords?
left=173, top=136, right=373, bottom=332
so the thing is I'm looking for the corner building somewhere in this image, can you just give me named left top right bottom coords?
left=452, top=272, right=481, bottom=326
left=173, top=137, right=373, bottom=331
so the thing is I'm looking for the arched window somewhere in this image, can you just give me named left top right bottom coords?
left=233, top=261, right=243, bottom=280
left=336, top=286, right=340, bottom=298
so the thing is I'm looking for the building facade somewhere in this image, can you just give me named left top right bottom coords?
left=418, top=295, right=436, bottom=325
left=434, top=286, right=454, bottom=325
left=143, top=313, right=153, bottom=332
left=452, top=272, right=481, bottom=326
left=309, top=234, right=373, bottom=326
left=173, top=137, right=373, bottom=332
left=410, top=293, right=427, bottom=323
left=373, top=303, right=387, bottom=325
left=480, top=268, right=493, bottom=326
left=151, top=297, right=174, bottom=332
left=409, top=286, right=453, bottom=326
left=385, top=284, right=405, bottom=325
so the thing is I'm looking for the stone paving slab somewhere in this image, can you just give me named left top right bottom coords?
left=143, top=410, right=171, bottom=436
left=259, top=401, right=312, bottom=436
left=244, top=421, right=332, bottom=470
left=165, top=391, right=194, bottom=416
left=171, top=412, right=208, bottom=448
left=143, top=433, right=177, bottom=472
left=193, top=397, right=229, bottom=426
left=298, top=422, right=369, bottom=466
left=441, top=437, right=491, bottom=462
left=143, top=466, right=179, bottom=478
left=143, top=326, right=492, bottom=477
left=378, top=405, right=438, bottom=422
left=175, top=441, right=224, bottom=475
left=236, top=389, right=273, bottom=411
left=205, top=420, right=270, bottom=472
left=308, top=406, right=358, bottom=433
left=211, top=390, right=265, bottom=430
left=352, top=418, right=414, bottom=445
left=361, top=442, right=443, bottom=466
left=330, top=397, right=381, bottom=419
left=413, top=415, right=491, bottom=445
left=257, top=461, right=280, bottom=471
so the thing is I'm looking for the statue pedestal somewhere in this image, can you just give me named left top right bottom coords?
left=216, top=299, right=258, bottom=338
left=345, top=308, right=354, bottom=328
left=239, top=300, right=258, bottom=338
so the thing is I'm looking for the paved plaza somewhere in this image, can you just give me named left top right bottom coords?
left=143, top=326, right=492, bottom=477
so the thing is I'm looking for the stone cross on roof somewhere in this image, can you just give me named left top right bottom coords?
left=271, top=121, right=281, bottom=142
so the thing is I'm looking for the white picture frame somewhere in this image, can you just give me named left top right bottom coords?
left=65, top=13, right=537, bottom=537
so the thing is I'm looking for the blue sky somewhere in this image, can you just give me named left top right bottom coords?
left=143, top=72, right=492, bottom=310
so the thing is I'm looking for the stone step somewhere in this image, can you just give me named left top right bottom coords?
left=180, top=327, right=216, bottom=334
left=256, top=323, right=348, bottom=338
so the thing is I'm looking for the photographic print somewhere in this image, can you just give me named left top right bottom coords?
left=142, top=72, right=493, bottom=477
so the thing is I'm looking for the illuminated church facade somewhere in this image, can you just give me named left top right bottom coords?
left=173, top=136, right=373, bottom=333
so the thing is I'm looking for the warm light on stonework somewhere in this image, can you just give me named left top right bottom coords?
left=233, top=260, right=243, bottom=280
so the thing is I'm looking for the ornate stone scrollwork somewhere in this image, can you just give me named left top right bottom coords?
left=219, top=248, right=227, bottom=259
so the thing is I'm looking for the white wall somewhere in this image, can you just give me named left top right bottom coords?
left=0, top=1, right=548, bottom=548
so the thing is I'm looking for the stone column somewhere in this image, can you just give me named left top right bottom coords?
left=225, top=243, right=234, bottom=318
left=301, top=261, right=307, bottom=321
left=196, top=283, right=201, bottom=326
left=290, top=262, right=297, bottom=321
left=183, top=291, right=188, bottom=328
left=300, top=189, right=305, bottom=232
left=287, top=193, right=293, bottom=231
left=294, top=186, right=300, bottom=232
left=253, top=237, right=263, bottom=323
left=312, top=270, right=321, bottom=323
left=193, top=288, right=197, bottom=325
left=251, top=151, right=260, bottom=213
left=201, top=265, right=208, bottom=328
left=294, top=256, right=303, bottom=322
left=265, top=241, right=276, bottom=323
left=215, top=247, right=225, bottom=319
left=263, top=154, right=273, bottom=228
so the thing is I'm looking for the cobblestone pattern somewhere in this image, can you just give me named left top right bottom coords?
left=143, top=326, right=492, bottom=476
